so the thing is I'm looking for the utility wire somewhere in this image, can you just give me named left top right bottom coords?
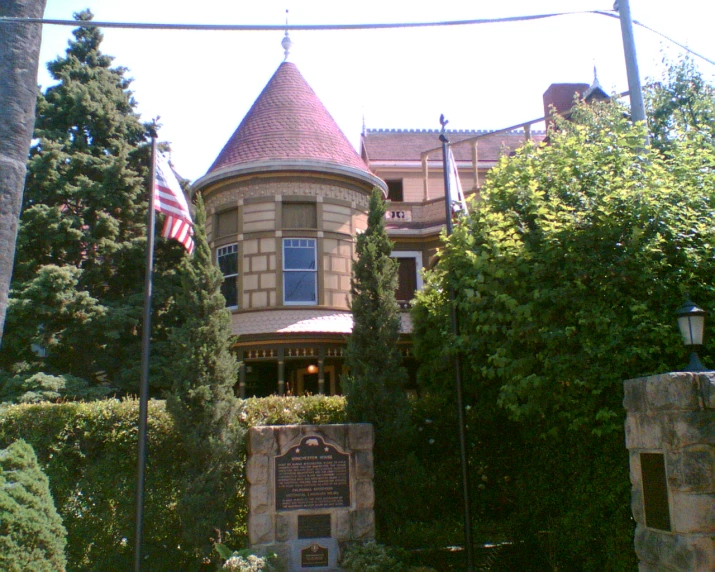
left=1, top=9, right=712, bottom=67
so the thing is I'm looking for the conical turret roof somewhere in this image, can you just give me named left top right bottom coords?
left=206, top=62, right=370, bottom=175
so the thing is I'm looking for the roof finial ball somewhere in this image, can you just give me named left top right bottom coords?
left=282, top=9, right=292, bottom=62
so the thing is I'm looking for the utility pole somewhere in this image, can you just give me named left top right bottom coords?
left=616, top=0, right=649, bottom=140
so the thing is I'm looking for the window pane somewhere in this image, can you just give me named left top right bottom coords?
left=395, top=257, right=417, bottom=301
left=284, top=239, right=316, bottom=270
left=218, top=252, right=238, bottom=275
left=221, top=276, right=238, bottom=307
left=217, top=244, right=238, bottom=307
left=284, top=271, right=316, bottom=303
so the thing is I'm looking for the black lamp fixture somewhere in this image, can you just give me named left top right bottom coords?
left=675, top=298, right=709, bottom=372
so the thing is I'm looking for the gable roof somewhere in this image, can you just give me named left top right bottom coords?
left=206, top=62, right=370, bottom=175
left=361, top=129, right=545, bottom=164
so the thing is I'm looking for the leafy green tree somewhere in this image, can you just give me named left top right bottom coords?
left=164, top=194, right=243, bottom=563
left=344, top=188, right=410, bottom=444
left=1, top=11, right=183, bottom=393
left=418, top=100, right=715, bottom=435
left=413, top=92, right=715, bottom=569
left=647, top=56, right=715, bottom=152
left=0, top=439, right=67, bottom=572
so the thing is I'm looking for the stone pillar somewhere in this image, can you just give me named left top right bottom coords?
left=246, top=424, right=375, bottom=571
left=624, top=372, right=715, bottom=571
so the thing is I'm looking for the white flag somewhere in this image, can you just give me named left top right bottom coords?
left=447, top=147, right=468, bottom=215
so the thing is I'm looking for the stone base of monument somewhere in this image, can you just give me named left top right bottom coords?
left=247, top=424, right=374, bottom=571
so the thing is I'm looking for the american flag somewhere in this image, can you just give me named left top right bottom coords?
left=153, top=152, right=194, bottom=254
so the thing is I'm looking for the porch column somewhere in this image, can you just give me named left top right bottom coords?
left=318, top=347, right=325, bottom=395
left=277, top=348, right=285, bottom=396
left=238, top=350, right=246, bottom=398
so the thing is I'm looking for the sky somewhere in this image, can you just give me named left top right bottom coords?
left=35, top=0, right=715, bottom=182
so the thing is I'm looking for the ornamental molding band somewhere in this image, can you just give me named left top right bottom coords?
left=246, top=424, right=374, bottom=571
left=623, top=371, right=715, bottom=571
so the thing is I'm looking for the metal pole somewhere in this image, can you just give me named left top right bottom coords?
left=440, top=117, right=474, bottom=571
left=134, top=134, right=157, bottom=572
left=616, top=0, right=649, bottom=133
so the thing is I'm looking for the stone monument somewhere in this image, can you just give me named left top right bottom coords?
left=624, top=371, right=715, bottom=570
left=246, top=424, right=375, bottom=571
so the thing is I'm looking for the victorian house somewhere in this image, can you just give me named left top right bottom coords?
left=193, top=50, right=604, bottom=397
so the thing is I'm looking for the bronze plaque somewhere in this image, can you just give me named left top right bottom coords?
left=641, top=452, right=671, bottom=531
left=275, top=436, right=350, bottom=511
left=298, top=514, right=332, bottom=539
left=301, top=543, right=329, bottom=568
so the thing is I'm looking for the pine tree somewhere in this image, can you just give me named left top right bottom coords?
left=2, top=11, right=183, bottom=393
left=0, top=439, right=67, bottom=572
left=344, top=188, right=410, bottom=446
left=164, top=194, right=243, bottom=561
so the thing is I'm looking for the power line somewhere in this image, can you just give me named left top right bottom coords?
left=0, top=11, right=603, bottom=31
left=1, top=9, right=712, bottom=67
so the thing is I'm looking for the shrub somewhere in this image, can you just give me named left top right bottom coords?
left=341, top=542, right=406, bottom=572
left=0, top=439, right=67, bottom=572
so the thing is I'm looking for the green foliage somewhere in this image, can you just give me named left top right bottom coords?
left=0, top=399, right=185, bottom=571
left=241, top=395, right=347, bottom=426
left=164, top=194, right=244, bottom=561
left=0, top=371, right=112, bottom=403
left=341, top=542, right=407, bottom=572
left=0, top=439, right=67, bottom=572
left=2, top=12, right=185, bottom=393
left=344, top=187, right=410, bottom=445
left=413, top=76, right=715, bottom=568
left=0, top=396, right=350, bottom=571
left=647, top=56, right=715, bottom=152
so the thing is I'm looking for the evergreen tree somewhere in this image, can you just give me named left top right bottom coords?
left=164, top=194, right=243, bottom=563
left=344, top=188, right=410, bottom=445
left=0, top=439, right=67, bottom=572
left=1, top=11, right=183, bottom=392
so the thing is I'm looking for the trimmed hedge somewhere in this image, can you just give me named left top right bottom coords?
left=0, top=396, right=346, bottom=571
left=0, top=395, right=634, bottom=570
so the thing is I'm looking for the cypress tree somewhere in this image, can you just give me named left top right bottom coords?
left=2, top=11, right=183, bottom=393
left=344, top=187, right=410, bottom=446
left=164, top=194, right=243, bottom=562
left=0, top=439, right=67, bottom=572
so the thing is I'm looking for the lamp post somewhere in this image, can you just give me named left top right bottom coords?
left=676, top=299, right=710, bottom=372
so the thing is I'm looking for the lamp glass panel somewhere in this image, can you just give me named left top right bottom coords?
left=678, top=315, right=705, bottom=345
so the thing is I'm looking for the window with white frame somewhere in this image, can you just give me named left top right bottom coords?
left=391, top=251, right=423, bottom=307
left=217, top=243, right=239, bottom=308
left=283, top=238, right=317, bottom=305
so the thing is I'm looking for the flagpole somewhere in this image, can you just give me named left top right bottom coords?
left=134, top=131, right=158, bottom=572
left=440, top=116, right=474, bottom=571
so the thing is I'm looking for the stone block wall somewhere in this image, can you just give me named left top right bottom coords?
left=246, top=424, right=374, bottom=570
left=624, top=372, right=715, bottom=571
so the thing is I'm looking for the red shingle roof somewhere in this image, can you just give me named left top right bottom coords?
left=207, top=62, right=369, bottom=174
left=361, top=129, right=545, bottom=164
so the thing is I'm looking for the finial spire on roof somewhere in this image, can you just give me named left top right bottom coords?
left=591, top=65, right=602, bottom=89
left=281, top=10, right=292, bottom=61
